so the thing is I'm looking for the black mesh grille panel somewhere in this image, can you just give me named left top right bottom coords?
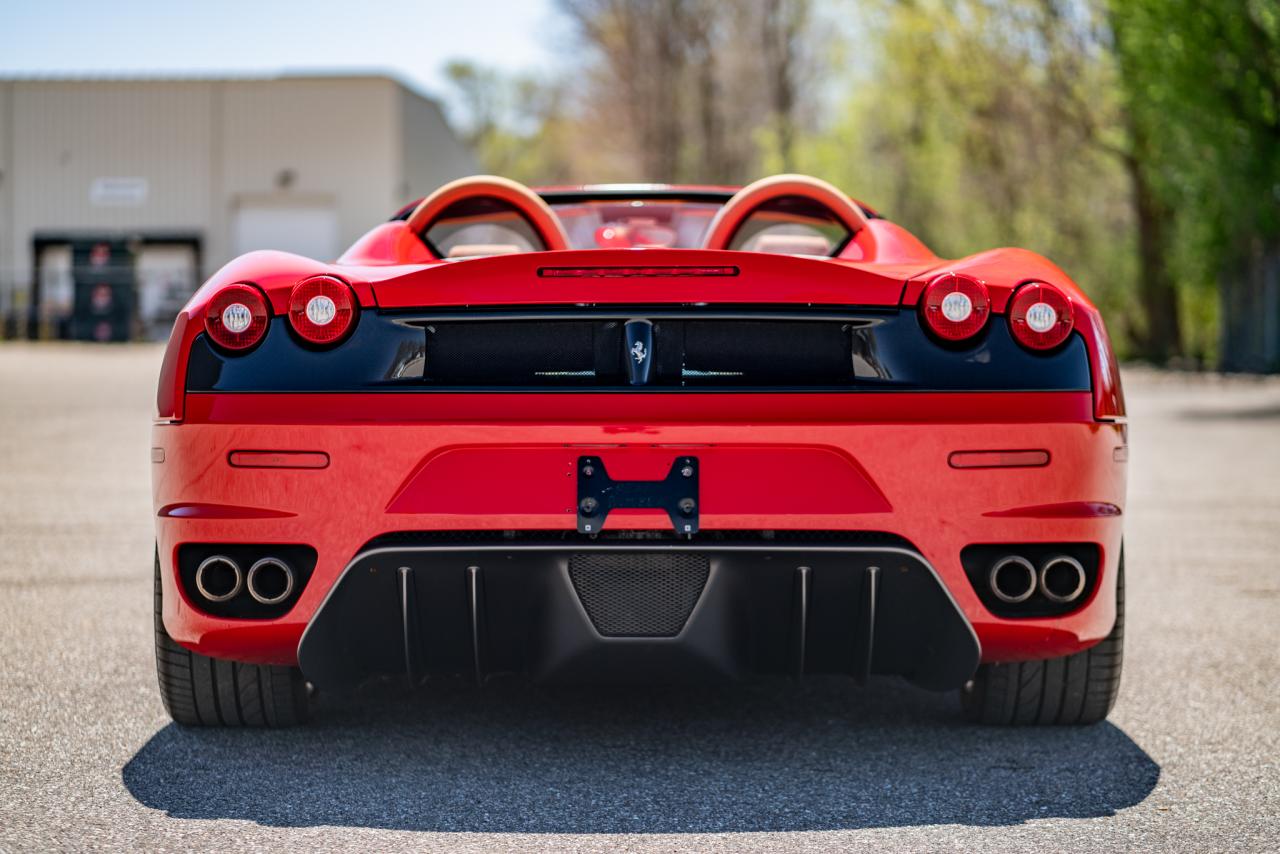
left=568, top=552, right=710, bottom=637
left=425, top=320, right=622, bottom=385
left=420, top=317, right=857, bottom=387
left=670, top=320, right=853, bottom=384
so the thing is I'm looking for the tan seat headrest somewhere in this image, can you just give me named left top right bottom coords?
left=751, top=234, right=833, bottom=256
left=446, top=243, right=524, bottom=259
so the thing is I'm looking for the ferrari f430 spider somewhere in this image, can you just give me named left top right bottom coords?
left=152, top=175, right=1126, bottom=726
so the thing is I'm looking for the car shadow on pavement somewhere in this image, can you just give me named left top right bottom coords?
left=122, top=676, right=1159, bottom=833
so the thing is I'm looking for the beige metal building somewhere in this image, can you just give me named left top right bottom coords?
left=0, top=74, right=476, bottom=339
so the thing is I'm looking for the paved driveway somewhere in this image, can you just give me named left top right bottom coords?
left=0, top=344, right=1276, bottom=851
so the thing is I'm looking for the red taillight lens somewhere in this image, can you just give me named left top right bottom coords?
left=288, top=276, right=356, bottom=345
left=1008, top=282, right=1074, bottom=350
left=921, top=273, right=990, bottom=342
left=205, top=284, right=269, bottom=351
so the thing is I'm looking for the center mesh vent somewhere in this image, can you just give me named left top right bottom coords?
left=421, top=318, right=856, bottom=387
left=568, top=553, right=710, bottom=637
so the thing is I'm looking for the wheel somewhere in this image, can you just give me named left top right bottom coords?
left=961, top=554, right=1124, bottom=725
left=154, top=549, right=311, bottom=726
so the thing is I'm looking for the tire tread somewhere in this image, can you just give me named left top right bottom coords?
left=961, top=556, right=1125, bottom=726
left=153, top=549, right=309, bottom=727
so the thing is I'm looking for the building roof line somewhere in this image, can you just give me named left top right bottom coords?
left=0, top=70, right=448, bottom=109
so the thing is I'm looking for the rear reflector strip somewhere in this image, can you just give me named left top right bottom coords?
left=228, top=451, right=330, bottom=469
left=538, top=265, right=738, bottom=278
left=948, top=450, right=1050, bottom=469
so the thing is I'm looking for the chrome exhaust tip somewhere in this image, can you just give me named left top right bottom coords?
left=246, top=557, right=295, bottom=605
left=989, top=555, right=1037, bottom=604
left=1039, top=555, right=1086, bottom=603
left=195, top=555, right=243, bottom=602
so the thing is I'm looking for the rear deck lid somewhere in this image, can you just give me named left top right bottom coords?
left=359, top=249, right=923, bottom=309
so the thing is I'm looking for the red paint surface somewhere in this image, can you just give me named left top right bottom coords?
left=153, top=391, right=1126, bottom=667
left=155, top=311, right=189, bottom=420
left=386, top=445, right=891, bottom=516
left=182, top=391, right=1097, bottom=426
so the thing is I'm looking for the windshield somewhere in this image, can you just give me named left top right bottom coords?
left=549, top=199, right=724, bottom=249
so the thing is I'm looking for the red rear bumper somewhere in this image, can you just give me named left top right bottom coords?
left=152, top=391, right=1126, bottom=668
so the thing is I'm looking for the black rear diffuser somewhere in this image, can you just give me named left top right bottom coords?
left=297, top=537, right=980, bottom=692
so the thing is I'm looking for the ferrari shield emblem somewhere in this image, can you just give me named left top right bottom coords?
left=624, top=319, right=653, bottom=385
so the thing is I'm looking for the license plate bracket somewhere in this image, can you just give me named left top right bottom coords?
left=576, top=455, right=699, bottom=536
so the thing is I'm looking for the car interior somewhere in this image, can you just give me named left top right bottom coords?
left=402, top=174, right=873, bottom=260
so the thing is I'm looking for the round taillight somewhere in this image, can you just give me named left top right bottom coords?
left=288, top=276, right=356, bottom=345
left=1008, top=282, right=1074, bottom=350
left=205, top=284, right=269, bottom=351
left=921, top=273, right=990, bottom=342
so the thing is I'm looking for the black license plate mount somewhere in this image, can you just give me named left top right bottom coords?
left=576, top=455, right=699, bottom=536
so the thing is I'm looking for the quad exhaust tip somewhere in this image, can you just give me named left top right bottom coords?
left=247, top=557, right=295, bottom=605
left=195, top=555, right=243, bottom=602
left=988, top=555, right=1037, bottom=604
left=987, top=553, right=1087, bottom=606
left=1039, top=555, right=1086, bottom=603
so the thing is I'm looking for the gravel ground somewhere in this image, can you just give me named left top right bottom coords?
left=0, top=343, right=1277, bottom=852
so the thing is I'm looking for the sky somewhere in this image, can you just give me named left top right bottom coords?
left=0, top=0, right=565, bottom=110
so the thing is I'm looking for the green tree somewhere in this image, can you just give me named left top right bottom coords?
left=803, top=0, right=1137, bottom=348
left=1109, top=0, right=1280, bottom=369
left=443, top=60, right=576, bottom=185
left=439, top=0, right=1280, bottom=369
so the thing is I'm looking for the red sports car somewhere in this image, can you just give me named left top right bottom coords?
left=152, top=174, right=1126, bottom=727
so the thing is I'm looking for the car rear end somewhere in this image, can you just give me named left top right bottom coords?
left=152, top=244, right=1126, bottom=712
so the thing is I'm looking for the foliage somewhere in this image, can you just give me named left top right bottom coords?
left=797, top=0, right=1140, bottom=352
left=443, top=61, right=578, bottom=184
left=1108, top=0, right=1280, bottom=369
left=441, top=0, right=1280, bottom=368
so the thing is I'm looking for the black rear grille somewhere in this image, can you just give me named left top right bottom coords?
left=424, top=320, right=623, bottom=385
left=669, top=320, right=853, bottom=383
left=422, top=317, right=860, bottom=387
left=568, top=552, right=710, bottom=637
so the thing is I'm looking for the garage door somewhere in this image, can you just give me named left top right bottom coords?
left=232, top=202, right=339, bottom=262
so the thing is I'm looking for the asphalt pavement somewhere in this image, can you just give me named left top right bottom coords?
left=0, top=343, right=1276, bottom=852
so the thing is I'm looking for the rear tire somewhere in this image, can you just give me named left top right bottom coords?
left=961, top=555, right=1124, bottom=725
left=154, top=549, right=310, bottom=726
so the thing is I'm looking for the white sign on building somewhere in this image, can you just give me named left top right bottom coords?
left=89, top=177, right=150, bottom=207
